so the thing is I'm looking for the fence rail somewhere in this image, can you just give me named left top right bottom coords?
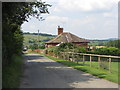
left=58, top=52, right=120, bottom=72
left=61, top=52, right=120, bottom=58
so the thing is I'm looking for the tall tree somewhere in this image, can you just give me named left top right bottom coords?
left=2, top=2, right=51, bottom=66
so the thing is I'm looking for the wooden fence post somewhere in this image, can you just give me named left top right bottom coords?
left=72, top=53, right=74, bottom=62
left=98, top=56, right=101, bottom=68
left=67, top=53, right=69, bottom=61
left=63, top=52, right=65, bottom=60
left=90, top=55, right=92, bottom=67
left=77, top=55, right=78, bottom=64
left=76, top=54, right=78, bottom=64
left=83, top=55, right=85, bottom=64
left=109, top=57, right=111, bottom=72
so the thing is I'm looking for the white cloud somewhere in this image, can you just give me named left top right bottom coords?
left=57, top=0, right=119, bottom=11
left=46, top=16, right=68, bottom=23
left=21, top=0, right=118, bottom=39
left=53, top=7, right=61, bottom=12
left=103, top=12, right=118, bottom=18
left=103, top=12, right=113, bottom=17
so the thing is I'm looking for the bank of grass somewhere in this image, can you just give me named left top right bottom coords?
left=78, top=61, right=118, bottom=73
left=3, top=54, right=23, bottom=88
left=43, top=54, right=118, bottom=84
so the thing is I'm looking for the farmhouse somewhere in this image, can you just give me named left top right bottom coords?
left=45, top=26, right=89, bottom=48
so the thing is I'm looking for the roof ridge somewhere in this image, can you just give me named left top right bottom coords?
left=45, top=32, right=89, bottom=44
left=70, top=33, right=87, bottom=41
left=68, top=33, right=73, bottom=42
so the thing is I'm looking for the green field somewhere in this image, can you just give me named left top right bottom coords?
left=77, top=61, right=118, bottom=73
left=88, top=40, right=109, bottom=46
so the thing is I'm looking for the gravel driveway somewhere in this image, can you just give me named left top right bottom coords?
left=20, top=53, right=118, bottom=88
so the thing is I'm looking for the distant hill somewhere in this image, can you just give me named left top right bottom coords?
left=23, top=32, right=118, bottom=47
left=88, top=38, right=118, bottom=41
left=23, top=33, right=56, bottom=48
left=104, top=38, right=118, bottom=41
left=23, top=32, right=57, bottom=37
left=88, top=38, right=118, bottom=46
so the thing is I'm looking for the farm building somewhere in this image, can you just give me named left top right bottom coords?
left=45, top=26, right=89, bottom=48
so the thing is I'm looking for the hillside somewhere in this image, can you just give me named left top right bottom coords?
left=23, top=32, right=118, bottom=48
left=88, top=40, right=109, bottom=46
left=23, top=33, right=56, bottom=48
left=88, top=38, right=118, bottom=46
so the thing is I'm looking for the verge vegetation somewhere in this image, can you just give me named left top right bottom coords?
left=27, top=42, right=119, bottom=84
left=43, top=54, right=119, bottom=84
left=2, top=2, right=51, bottom=88
left=3, top=55, right=23, bottom=88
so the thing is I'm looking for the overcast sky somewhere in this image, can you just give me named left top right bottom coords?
left=21, top=0, right=119, bottom=39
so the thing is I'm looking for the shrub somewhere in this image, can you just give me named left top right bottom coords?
left=29, top=43, right=38, bottom=50
left=75, top=47, right=86, bottom=53
left=92, top=47, right=120, bottom=56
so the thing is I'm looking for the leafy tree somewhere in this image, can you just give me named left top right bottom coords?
left=2, top=2, right=51, bottom=66
left=47, top=42, right=87, bottom=55
left=106, top=40, right=120, bottom=48
left=58, top=42, right=76, bottom=51
left=38, top=44, right=45, bottom=49
left=92, top=47, right=120, bottom=56
left=29, top=43, right=39, bottom=50
left=75, top=47, right=86, bottom=53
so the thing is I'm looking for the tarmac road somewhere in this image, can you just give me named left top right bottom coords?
left=20, top=53, right=118, bottom=88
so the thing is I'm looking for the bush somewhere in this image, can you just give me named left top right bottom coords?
left=3, top=55, right=23, bottom=88
left=39, top=44, right=45, bottom=49
left=59, top=42, right=75, bottom=49
left=91, top=47, right=120, bottom=56
left=47, top=43, right=87, bottom=54
left=29, top=43, right=38, bottom=50
left=75, top=47, right=86, bottom=53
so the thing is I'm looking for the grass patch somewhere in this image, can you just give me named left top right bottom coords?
left=78, top=61, right=118, bottom=73
left=43, top=54, right=118, bottom=84
left=3, top=54, right=23, bottom=88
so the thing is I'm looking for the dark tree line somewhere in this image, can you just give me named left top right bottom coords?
left=24, top=32, right=56, bottom=37
left=106, top=40, right=120, bottom=49
left=2, top=2, right=51, bottom=66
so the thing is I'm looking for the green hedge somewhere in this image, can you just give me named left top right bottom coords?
left=88, top=47, right=120, bottom=56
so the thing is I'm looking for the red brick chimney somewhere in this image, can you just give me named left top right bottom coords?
left=58, top=26, right=63, bottom=35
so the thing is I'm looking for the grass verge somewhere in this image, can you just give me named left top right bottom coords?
left=42, top=54, right=118, bottom=84
left=3, top=54, right=23, bottom=88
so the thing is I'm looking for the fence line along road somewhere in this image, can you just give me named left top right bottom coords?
left=60, top=52, right=120, bottom=72
left=61, top=52, right=120, bottom=58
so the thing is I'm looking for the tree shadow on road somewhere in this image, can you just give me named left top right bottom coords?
left=20, top=53, right=117, bottom=88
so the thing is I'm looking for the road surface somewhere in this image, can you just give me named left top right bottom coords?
left=20, top=53, right=118, bottom=88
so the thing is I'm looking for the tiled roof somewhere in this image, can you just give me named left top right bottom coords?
left=46, top=32, right=89, bottom=43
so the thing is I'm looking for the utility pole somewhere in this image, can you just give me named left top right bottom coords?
left=38, top=30, right=39, bottom=49
left=37, top=17, right=45, bottom=49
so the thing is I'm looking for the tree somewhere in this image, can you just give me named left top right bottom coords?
left=58, top=42, right=75, bottom=51
left=29, top=43, right=39, bottom=50
left=2, top=2, right=51, bottom=66
left=39, top=44, right=45, bottom=49
left=92, top=47, right=120, bottom=56
left=106, top=40, right=120, bottom=49
left=75, top=47, right=86, bottom=53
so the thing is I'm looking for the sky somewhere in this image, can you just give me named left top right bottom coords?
left=21, top=0, right=119, bottom=39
